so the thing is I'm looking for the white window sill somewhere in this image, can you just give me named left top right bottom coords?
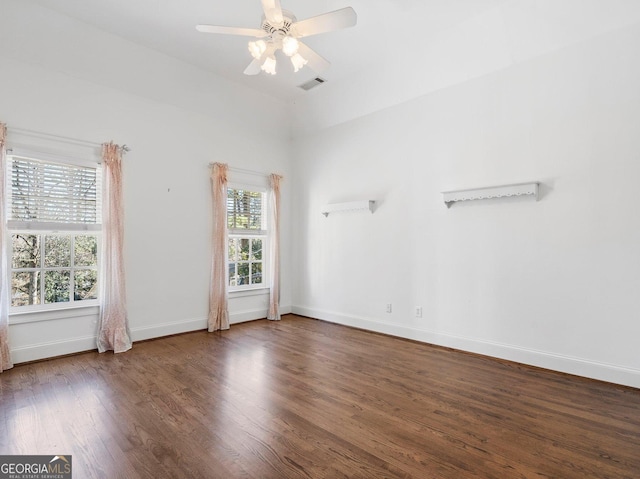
left=229, top=287, right=270, bottom=298
left=9, top=303, right=100, bottom=325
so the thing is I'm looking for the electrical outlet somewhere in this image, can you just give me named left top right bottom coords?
left=386, top=303, right=392, bottom=313
left=415, top=307, right=422, bottom=318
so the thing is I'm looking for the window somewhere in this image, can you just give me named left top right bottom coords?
left=6, top=154, right=101, bottom=311
left=227, top=187, right=266, bottom=290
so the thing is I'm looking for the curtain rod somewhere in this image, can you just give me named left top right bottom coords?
left=8, top=126, right=130, bottom=152
left=208, top=163, right=272, bottom=178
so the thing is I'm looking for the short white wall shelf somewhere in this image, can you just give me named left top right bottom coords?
left=322, top=200, right=375, bottom=217
left=442, top=182, right=539, bottom=208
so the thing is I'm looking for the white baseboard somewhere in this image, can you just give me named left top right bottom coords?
left=229, top=308, right=267, bottom=325
left=10, top=305, right=294, bottom=365
left=228, top=304, right=292, bottom=324
left=132, top=305, right=293, bottom=341
left=10, top=336, right=97, bottom=364
left=130, top=317, right=208, bottom=342
left=292, top=306, right=640, bottom=389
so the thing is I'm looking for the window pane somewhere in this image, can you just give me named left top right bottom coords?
left=237, top=263, right=250, bottom=285
left=228, top=238, right=237, bottom=261
left=75, top=235, right=97, bottom=267
left=239, top=238, right=250, bottom=260
left=251, top=239, right=262, bottom=260
left=11, top=234, right=41, bottom=269
left=75, top=270, right=97, bottom=300
left=11, top=271, right=41, bottom=306
left=252, top=262, right=262, bottom=285
left=45, top=235, right=71, bottom=267
left=45, top=270, right=70, bottom=303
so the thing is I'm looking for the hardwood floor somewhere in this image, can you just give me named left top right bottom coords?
left=1, top=315, right=639, bottom=478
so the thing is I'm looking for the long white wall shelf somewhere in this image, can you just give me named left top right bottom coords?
left=442, top=182, right=539, bottom=208
left=322, top=200, right=375, bottom=217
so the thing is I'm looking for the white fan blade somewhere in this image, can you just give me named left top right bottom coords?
left=261, top=0, right=284, bottom=24
left=297, top=41, right=331, bottom=73
left=244, top=59, right=263, bottom=75
left=292, top=7, right=357, bottom=38
left=196, top=25, right=267, bottom=37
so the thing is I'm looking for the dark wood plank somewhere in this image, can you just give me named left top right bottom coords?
left=1, top=315, right=639, bottom=478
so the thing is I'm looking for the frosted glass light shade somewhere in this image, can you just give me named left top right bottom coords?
left=290, top=53, right=308, bottom=72
left=282, top=36, right=299, bottom=56
left=248, top=40, right=267, bottom=60
left=261, top=56, right=277, bottom=75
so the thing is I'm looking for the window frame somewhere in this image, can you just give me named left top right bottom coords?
left=5, top=149, right=102, bottom=316
left=226, top=183, right=268, bottom=293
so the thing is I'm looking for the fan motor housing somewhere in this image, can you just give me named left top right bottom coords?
left=261, top=10, right=296, bottom=38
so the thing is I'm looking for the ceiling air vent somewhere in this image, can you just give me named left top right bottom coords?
left=298, top=77, right=326, bottom=91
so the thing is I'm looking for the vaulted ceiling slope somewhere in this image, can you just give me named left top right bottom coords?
left=22, top=0, right=640, bottom=132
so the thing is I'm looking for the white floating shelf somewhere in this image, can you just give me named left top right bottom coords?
left=322, top=200, right=375, bottom=217
left=442, top=182, right=539, bottom=208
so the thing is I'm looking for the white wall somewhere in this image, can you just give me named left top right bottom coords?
left=1, top=0, right=292, bottom=363
left=291, top=20, right=640, bottom=388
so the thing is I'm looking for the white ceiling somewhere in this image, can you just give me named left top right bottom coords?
left=29, top=0, right=506, bottom=102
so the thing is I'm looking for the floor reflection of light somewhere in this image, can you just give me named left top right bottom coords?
left=224, top=345, right=268, bottom=394
left=3, top=368, right=118, bottom=462
left=215, top=344, right=274, bottom=439
left=4, top=400, right=42, bottom=454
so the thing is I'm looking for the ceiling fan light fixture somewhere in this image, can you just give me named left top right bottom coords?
left=197, top=4, right=358, bottom=77
left=248, top=39, right=267, bottom=60
left=281, top=36, right=299, bottom=56
left=261, top=55, right=277, bottom=75
left=290, top=53, right=308, bottom=72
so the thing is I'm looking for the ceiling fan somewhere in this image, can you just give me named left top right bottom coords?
left=196, top=0, right=357, bottom=76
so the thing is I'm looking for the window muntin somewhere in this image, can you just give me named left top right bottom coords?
left=10, top=233, right=99, bottom=309
left=226, top=187, right=266, bottom=291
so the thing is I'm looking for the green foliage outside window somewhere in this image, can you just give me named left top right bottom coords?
left=11, top=234, right=98, bottom=307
